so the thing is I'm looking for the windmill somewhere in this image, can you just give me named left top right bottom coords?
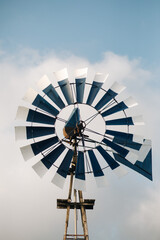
left=15, top=68, right=152, bottom=240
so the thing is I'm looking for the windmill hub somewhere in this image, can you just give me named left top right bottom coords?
left=55, top=104, right=106, bottom=151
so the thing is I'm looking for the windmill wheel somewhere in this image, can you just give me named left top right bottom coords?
left=15, top=68, right=152, bottom=191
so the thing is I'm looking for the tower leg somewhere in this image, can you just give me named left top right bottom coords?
left=74, top=189, right=77, bottom=239
left=64, top=172, right=74, bottom=240
left=78, top=191, right=89, bottom=240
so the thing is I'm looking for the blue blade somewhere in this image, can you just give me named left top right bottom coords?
left=75, top=151, right=85, bottom=180
left=113, top=149, right=152, bottom=180
left=26, top=126, right=55, bottom=139
left=102, top=101, right=127, bottom=117
left=102, top=138, right=130, bottom=159
left=106, top=117, right=134, bottom=125
left=32, top=94, right=59, bottom=116
left=113, top=138, right=142, bottom=151
left=41, top=144, right=66, bottom=169
left=27, top=109, right=56, bottom=125
left=76, top=78, right=85, bottom=103
left=106, top=129, right=142, bottom=150
left=57, top=149, right=73, bottom=178
left=43, top=84, right=65, bottom=109
left=96, top=146, right=120, bottom=170
left=86, top=81, right=103, bottom=105
left=31, top=136, right=59, bottom=155
left=58, top=79, right=73, bottom=104
left=95, top=89, right=117, bottom=110
left=106, top=129, right=134, bottom=141
left=88, top=150, right=104, bottom=177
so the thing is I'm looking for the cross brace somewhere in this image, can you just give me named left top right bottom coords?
left=57, top=199, right=95, bottom=210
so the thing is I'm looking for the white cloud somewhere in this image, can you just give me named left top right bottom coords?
left=0, top=48, right=159, bottom=240
left=120, top=182, right=160, bottom=240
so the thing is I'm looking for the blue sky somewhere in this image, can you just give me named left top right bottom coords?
left=0, top=0, right=160, bottom=67
left=0, top=1, right=160, bottom=240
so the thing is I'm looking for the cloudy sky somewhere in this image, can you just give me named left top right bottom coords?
left=0, top=1, right=160, bottom=240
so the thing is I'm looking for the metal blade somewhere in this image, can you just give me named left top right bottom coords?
left=16, top=106, right=56, bottom=125
left=37, top=75, right=65, bottom=109
left=88, top=150, right=108, bottom=187
left=102, top=96, right=138, bottom=117
left=121, top=139, right=152, bottom=163
left=106, top=115, right=144, bottom=126
left=15, top=126, right=55, bottom=141
left=86, top=73, right=108, bottom=105
left=23, top=88, right=59, bottom=116
left=102, top=138, right=138, bottom=164
left=32, top=144, right=66, bottom=177
left=112, top=137, right=142, bottom=151
left=20, top=136, right=59, bottom=161
left=96, top=145, right=120, bottom=170
left=113, top=142, right=152, bottom=181
left=55, top=68, right=74, bottom=104
left=51, top=149, right=73, bottom=188
left=95, top=82, right=126, bottom=110
left=106, top=129, right=143, bottom=144
left=75, top=68, right=87, bottom=103
left=74, top=151, right=86, bottom=191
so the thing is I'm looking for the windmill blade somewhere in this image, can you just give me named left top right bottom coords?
left=23, top=88, right=59, bottom=116
left=52, top=149, right=74, bottom=189
left=137, top=139, right=152, bottom=162
left=95, top=82, right=126, bottom=110
left=74, top=151, right=86, bottom=191
left=86, top=73, right=108, bottom=105
left=37, top=75, right=65, bottom=109
left=15, top=106, right=56, bottom=125
left=106, top=129, right=143, bottom=144
left=32, top=144, right=66, bottom=178
left=112, top=137, right=142, bottom=151
left=88, top=150, right=108, bottom=187
left=55, top=68, right=74, bottom=104
left=15, top=126, right=55, bottom=141
left=102, top=137, right=138, bottom=164
left=20, top=136, right=59, bottom=161
left=75, top=68, right=87, bottom=103
left=113, top=140, right=152, bottom=180
left=105, top=129, right=143, bottom=151
left=120, top=139, right=152, bottom=163
left=106, top=115, right=144, bottom=126
left=102, top=96, right=138, bottom=117
left=96, top=146, right=127, bottom=177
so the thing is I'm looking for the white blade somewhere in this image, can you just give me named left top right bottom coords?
left=54, top=68, right=68, bottom=81
left=74, top=178, right=86, bottom=191
left=20, top=145, right=34, bottom=161
left=15, top=106, right=29, bottom=121
left=113, top=165, right=128, bottom=177
left=123, top=96, right=138, bottom=108
left=94, top=72, right=109, bottom=83
left=15, top=126, right=26, bottom=141
left=23, top=88, right=37, bottom=104
left=75, top=67, right=88, bottom=78
left=110, top=81, right=126, bottom=94
left=37, top=75, right=51, bottom=90
left=95, top=175, right=108, bottom=188
left=132, top=115, right=145, bottom=125
left=51, top=173, right=66, bottom=189
left=32, top=160, right=48, bottom=178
